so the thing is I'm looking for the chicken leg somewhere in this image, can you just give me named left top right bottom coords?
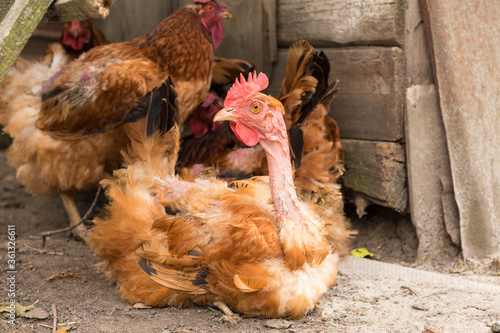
left=213, top=301, right=240, bottom=323
left=59, top=193, right=89, bottom=241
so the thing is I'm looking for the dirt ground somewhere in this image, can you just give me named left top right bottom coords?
left=0, top=149, right=499, bottom=333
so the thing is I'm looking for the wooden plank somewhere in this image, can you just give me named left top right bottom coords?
left=328, top=47, right=405, bottom=141
left=269, top=46, right=406, bottom=141
left=406, top=84, right=458, bottom=262
left=404, top=0, right=458, bottom=262
left=421, top=0, right=500, bottom=260
left=42, top=0, right=114, bottom=22
left=0, top=0, right=53, bottom=82
left=277, top=0, right=404, bottom=47
left=341, top=139, right=407, bottom=212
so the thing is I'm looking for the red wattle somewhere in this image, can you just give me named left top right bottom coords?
left=231, top=122, right=260, bottom=147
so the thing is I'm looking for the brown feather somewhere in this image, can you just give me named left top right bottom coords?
left=210, top=57, right=255, bottom=98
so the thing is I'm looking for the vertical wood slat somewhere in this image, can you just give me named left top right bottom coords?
left=420, top=0, right=500, bottom=260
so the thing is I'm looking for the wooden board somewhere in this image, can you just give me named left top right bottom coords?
left=269, top=46, right=406, bottom=141
left=403, top=0, right=459, bottom=262
left=406, top=84, right=458, bottom=261
left=341, top=139, right=407, bottom=212
left=421, top=0, right=500, bottom=260
left=42, top=0, right=114, bottom=22
left=277, top=0, right=404, bottom=47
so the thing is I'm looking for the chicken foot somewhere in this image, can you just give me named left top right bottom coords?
left=59, top=192, right=89, bottom=242
left=42, top=188, right=101, bottom=244
left=213, top=301, right=241, bottom=323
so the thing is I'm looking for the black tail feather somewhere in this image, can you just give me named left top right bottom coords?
left=289, top=126, right=304, bottom=170
left=127, top=77, right=180, bottom=137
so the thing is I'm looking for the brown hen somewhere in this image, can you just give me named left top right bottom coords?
left=90, top=72, right=346, bottom=319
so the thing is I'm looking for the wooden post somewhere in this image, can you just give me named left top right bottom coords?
left=0, top=0, right=53, bottom=82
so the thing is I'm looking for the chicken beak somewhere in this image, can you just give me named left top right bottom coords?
left=213, top=108, right=239, bottom=123
left=220, top=10, right=232, bottom=19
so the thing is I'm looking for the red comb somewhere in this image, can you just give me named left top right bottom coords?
left=224, top=71, right=269, bottom=109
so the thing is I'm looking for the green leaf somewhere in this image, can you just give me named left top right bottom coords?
left=350, top=248, right=374, bottom=258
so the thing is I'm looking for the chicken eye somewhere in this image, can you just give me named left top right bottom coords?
left=251, top=104, right=262, bottom=113
left=207, top=5, right=213, bottom=11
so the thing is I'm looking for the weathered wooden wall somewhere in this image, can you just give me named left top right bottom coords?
left=270, top=0, right=407, bottom=212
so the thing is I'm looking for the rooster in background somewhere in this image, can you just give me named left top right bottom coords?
left=177, top=41, right=351, bottom=253
left=1, top=0, right=230, bottom=241
left=89, top=72, right=351, bottom=319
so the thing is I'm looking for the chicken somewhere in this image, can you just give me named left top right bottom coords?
left=277, top=41, right=350, bottom=254
left=177, top=40, right=352, bottom=254
left=89, top=72, right=349, bottom=319
left=1, top=0, right=230, bottom=240
left=59, top=19, right=109, bottom=60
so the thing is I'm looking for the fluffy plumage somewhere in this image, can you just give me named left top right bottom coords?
left=90, top=72, right=344, bottom=319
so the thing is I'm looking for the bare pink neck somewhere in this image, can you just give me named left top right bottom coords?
left=259, top=138, right=302, bottom=224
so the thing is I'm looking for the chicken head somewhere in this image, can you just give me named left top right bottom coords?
left=213, top=72, right=286, bottom=147
left=195, top=0, right=231, bottom=50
